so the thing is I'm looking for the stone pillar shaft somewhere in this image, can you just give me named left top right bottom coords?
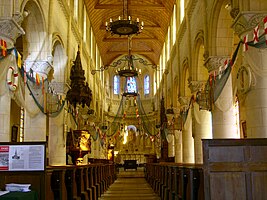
left=49, top=112, right=66, bottom=165
left=174, top=130, right=182, bottom=163
left=193, top=104, right=212, bottom=164
left=0, top=95, right=11, bottom=141
left=205, top=56, right=238, bottom=138
left=182, top=109, right=194, bottom=163
left=243, top=48, right=267, bottom=138
left=232, top=12, right=267, bottom=138
left=167, top=135, right=175, bottom=157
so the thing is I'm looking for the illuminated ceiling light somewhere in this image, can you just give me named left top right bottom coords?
left=105, top=0, right=144, bottom=36
left=106, top=17, right=144, bottom=36
left=116, top=37, right=140, bottom=77
left=122, top=92, right=138, bottom=97
left=117, top=67, right=139, bottom=77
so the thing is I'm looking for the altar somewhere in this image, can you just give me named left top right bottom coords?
left=123, top=160, right=137, bottom=171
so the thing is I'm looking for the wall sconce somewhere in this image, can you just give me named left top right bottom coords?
left=91, top=65, right=109, bottom=75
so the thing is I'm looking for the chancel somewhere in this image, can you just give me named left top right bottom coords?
left=0, top=0, right=267, bottom=200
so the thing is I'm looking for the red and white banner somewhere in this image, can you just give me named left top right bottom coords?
left=264, top=16, right=267, bottom=45
left=0, top=39, right=7, bottom=56
left=243, top=34, right=248, bottom=51
left=253, top=25, right=259, bottom=44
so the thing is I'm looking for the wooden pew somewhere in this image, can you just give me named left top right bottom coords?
left=145, top=162, right=204, bottom=200
left=45, top=161, right=116, bottom=200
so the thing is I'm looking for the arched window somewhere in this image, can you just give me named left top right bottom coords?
left=144, top=75, right=150, bottom=95
left=126, top=77, right=137, bottom=93
left=180, top=0, right=185, bottom=23
left=74, top=0, right=78, bottom=22
left=83, top=6, right=87, bottom=42
left=234, top=96, right=241, bottom=138
left=114, top=75, right=120, bottom=94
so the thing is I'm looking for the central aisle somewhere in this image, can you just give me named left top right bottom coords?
left=100, top=168, right=160, bottom=200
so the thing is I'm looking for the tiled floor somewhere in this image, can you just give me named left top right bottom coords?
left=99, top=168, right=160, bottom=200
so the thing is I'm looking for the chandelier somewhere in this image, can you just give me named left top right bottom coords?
left=117, top=55, right=139, bottom=77
left=105, top=0, right=144, bottom=36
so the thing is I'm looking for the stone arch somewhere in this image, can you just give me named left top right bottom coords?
left=52, top=34, right=67, bottom=83
left=192, top=30, right=209, bottom=82
left=20, top=0, right=47, bottom=62
left=142, top=69, right=150, bottom=97
left=209, top=0, right=233, bottom=56
left=180, top=58, right=190, bottom=97
left=173, top=76, right=179, bottom=107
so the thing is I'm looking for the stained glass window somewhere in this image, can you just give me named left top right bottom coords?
left=144, top=75, right=150, bottom=95
left=114, top=75, right=120, bottom=94
left=126, top=77, right=137, bottom=93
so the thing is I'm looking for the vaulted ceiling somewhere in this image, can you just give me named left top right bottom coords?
left=84, top=0, right=175, bottom=66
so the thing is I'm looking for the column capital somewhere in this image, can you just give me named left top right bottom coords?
left=188, top=80, right=206, bottom=93
left=231, top=11, right=267, bottom=37
left=0, top=14, right=25, bottom=44
left=178, top=96, right=190, bottom=112
left=24, top=58, right=53, bottom=77
left=205, top=56, right=230, bottom=72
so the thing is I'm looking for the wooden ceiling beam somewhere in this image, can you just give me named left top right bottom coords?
left=95, top=3, right=165, bottom=10
left=106, top=50, right=155, bottom=55
left=100, top=25, right=161, bottom=30
left=102, top=37, right=158, bottom=42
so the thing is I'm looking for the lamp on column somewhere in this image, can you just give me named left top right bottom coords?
left=166, top=107, right=175, bottom=125
left=196, top=86, right=211, bottom=111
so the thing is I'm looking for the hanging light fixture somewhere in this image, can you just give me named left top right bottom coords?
left=105, top=0, right=144, bottom=36
left=117, top=36, right=140, bottom=78
left=117, top=55, right=139, bottom=77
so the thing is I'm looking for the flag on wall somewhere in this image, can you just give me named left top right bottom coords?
left=0, top=39, right=7, bottom=57
left=17, top=51, right=22, bottom=68
left=253, top=25, right=259, bottom=44
left=209, top=74, right=213, bottom=86
left=264, top=16, right=267, bottom=45
left=13, top=49, right=22, bottom=68
left=36, top=73, right=40, bottom=85
left=243, top=34, right=248, bottom=51
left=42, top=77, right=44, bottom=94
left=24, top=69, right=27, bottom=85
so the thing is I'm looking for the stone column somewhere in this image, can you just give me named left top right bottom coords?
left=167, top=134, right=175, bottom=157
left=205, top=56, right=238, bottom=138
left=232, top=12, right=267, bottom=138
left=179, top=97, right=194, bottom=163
left=0, top=14, right=25, bottom=141
left=166, top=112, right=176, bottom=159
left=192, top=104, right=212, bottom=163
left=0, top=95, right=11, bottom=141
left=49, top=112, right=66, bottom=165
left=189, top=81, right=212, bottom=164
left=174, top=130, right=182, bottom=163
left=23, top=59, right=53, bottom=142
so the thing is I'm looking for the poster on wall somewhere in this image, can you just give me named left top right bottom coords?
left=0, top=143, right=45, bottom=171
